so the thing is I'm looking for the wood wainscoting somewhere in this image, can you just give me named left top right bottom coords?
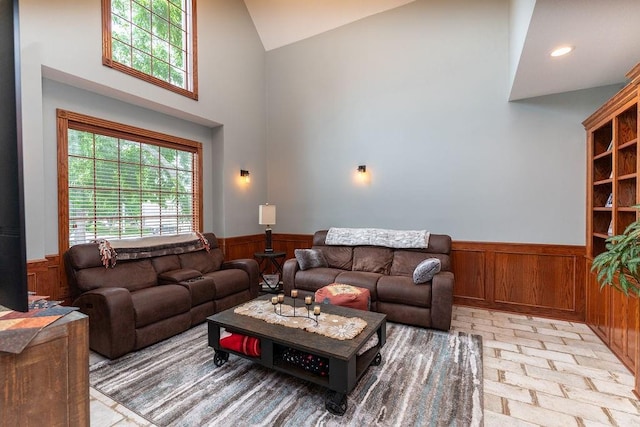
left=30, top=235, right=585, bottom=322
left=219, top=233, right=314, bottom=263
left=27, top=255, right=66, bottom=301
left=452, top=241, right=586, bottom=322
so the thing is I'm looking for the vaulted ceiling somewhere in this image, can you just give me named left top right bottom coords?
left=243, top=0, right=640, bottom=100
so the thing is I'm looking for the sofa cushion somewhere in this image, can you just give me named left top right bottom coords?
left=179, top=248, right=223, bottom=273
left=131, top=284, right=191, bottom=328
left=294, top=268, right=343, bottom=292
left=74, top=259, right=158, bottom=293
left=157, top=268, right=202, bottom=284
left=203, top=269, right=249, bottom=299
left=334, top=271, right=381, bottom=300
left=178, top=275, right=217, bottom=306
left=151, top=255, right=181, bottom=275
left=317, top=246, right=353, bottom=270
left=390, top=251, right=451, bottom=275
left=352, top=247, right=393, bottom=275
left=413, top=258, right=441, bottom=284
left=377, top=276, right=432, bottom=308
left=294, top=249, right=328, bottom=270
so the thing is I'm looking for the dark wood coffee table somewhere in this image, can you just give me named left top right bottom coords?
left=207, top=294, right=386, bottom=415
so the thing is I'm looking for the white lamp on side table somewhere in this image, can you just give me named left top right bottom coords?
left=259, top=204, right=276, bottom=252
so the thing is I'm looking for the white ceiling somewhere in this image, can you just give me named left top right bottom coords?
left=510, top=0, right=640, bottom=100
left=243, top=0, right=417, bottom=51
left=243, top=0, right=640, bottom=100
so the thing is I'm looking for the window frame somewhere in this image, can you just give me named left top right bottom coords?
left=101, top=0, right=199, bottom=100
left=56, top=109, right=203, bottom=255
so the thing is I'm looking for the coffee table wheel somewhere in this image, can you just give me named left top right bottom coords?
left=214, top=351, right=229, bottom=367
left=325, top=391, right=347, bottom=416
left=372, top=352, right=382, bottom=366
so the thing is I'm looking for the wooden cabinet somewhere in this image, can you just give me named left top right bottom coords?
left=584, top=63, right=640, bottom=397
left=0, top=311, right=89, bottom=426
left=586, top=260, right=610, bottom=344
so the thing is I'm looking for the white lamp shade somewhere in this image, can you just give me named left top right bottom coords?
left=259, top=204, right=276, bottom=225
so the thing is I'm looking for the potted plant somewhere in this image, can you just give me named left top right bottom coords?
left=591, top=207, right=640, bottom=297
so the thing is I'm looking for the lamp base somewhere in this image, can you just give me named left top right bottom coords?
left=264, top=228, right=273, bottom=252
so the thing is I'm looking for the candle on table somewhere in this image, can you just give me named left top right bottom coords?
left=278, top=294, right=285, bottom=303
left=291, top=289, right=298, bottom=298
left=271, top=296, right=278, bottom=305
left=313, top=305, right=321, bottom=315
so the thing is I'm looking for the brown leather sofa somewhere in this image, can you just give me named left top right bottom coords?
left=283, top=230, right=454, bottom=330
left=64, top=232, right=259, bottom=359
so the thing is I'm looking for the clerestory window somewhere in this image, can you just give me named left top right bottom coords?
left=57, top=109, right=203, bottom=250
left=102, top=0, right=198, bottom=99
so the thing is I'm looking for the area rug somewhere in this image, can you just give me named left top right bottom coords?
left=90, top=322, right=483, bottom=426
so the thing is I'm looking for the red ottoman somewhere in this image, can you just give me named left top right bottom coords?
left=315, top=283, right=370, bottom=311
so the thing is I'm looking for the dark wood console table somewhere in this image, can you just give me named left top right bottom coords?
left=207, top=295, right=386, bottom=415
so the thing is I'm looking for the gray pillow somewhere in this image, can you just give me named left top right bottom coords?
left=295, top=249, right=328, bottom=270
left=413, top=258, right=441, bottom=284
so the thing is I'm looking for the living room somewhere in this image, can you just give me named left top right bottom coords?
left=4, top=0, right=640, bottom=425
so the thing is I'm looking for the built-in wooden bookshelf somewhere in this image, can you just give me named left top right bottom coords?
left=583, top=62, right=640, bottom=397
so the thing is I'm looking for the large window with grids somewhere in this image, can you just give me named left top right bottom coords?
left=57, top=110, right=203, bottom=249
left=102, top=0, right=198, bottom=99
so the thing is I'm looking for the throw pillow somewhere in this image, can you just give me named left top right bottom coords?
left=295, top=249, right=328, bottom=270
left=413, top=258, right=441, bottom=284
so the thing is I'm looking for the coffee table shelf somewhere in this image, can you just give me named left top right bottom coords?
left=207, top=295, right=386, bottom=415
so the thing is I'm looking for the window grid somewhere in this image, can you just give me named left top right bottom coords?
left=59, top=110, right=202, bottom=248
left=103, top=0, right=197, bottom=99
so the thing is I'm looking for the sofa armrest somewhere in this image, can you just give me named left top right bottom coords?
left=222, top=259, right=260, bottom=298
left=430, top=271, right=454, bottom=331
left=282, top=258, right=300, bottom=294
left=73, top=287, right=135, bottom=359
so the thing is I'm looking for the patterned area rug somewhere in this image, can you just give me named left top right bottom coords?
left=90, top=322, right=483, bottom=426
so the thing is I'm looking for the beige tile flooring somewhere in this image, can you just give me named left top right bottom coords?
left=89, top=305, right=640, bottom=426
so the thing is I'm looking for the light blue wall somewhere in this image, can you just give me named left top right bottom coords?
left=265, top=0, right=620, bottom=244
left=18, top=0, right=626, bottom=258
left=19, top=0, right=266, bottom=258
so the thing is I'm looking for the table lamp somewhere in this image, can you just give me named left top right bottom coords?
left=259, top=204, right=276, bottom=252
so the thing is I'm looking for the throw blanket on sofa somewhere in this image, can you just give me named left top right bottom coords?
left=97, top=232, right=210, bottom=268
left=325, top=227, right=430, bottom=249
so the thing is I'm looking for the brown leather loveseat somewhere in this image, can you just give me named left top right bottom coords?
left=283, top=230, right=454, bottom=331
left=64, top=232, right=259, bottom=359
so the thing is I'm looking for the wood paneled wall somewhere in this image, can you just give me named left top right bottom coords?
left=30, top=235, right=585, bottom=322
left=219, top=233, right=314, bottom=262
left=452, top=241, right=586, bottom=322
left=27, top=255, right=65, bottom=301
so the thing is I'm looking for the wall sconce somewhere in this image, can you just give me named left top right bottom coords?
left=356, top=164, right=370, bottom=184
left=240, top=169, right=250, bottom=183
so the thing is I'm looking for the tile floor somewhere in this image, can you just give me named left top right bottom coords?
left=89, top=306, right=640, bottom=426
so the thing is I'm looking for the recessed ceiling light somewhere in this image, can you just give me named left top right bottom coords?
left=550, top=46, right=573, bottom=57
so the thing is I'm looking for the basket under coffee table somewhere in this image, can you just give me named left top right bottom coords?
left=207, top=294, right=386, bottom=415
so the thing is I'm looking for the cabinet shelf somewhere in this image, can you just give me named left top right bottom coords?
left=617, top=173, right=636, bottom=181
left=618, top=206, right=638, bottom=212
left=594, top=179, right=613, bottom=186
left=594, top=150, right=613, bottom=160
left=619, top=138, right=637, bottom=150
